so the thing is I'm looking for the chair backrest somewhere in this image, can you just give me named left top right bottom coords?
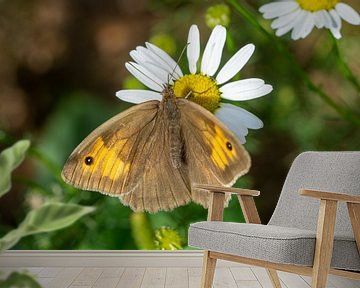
left=268, top=151, right=360, bottom=238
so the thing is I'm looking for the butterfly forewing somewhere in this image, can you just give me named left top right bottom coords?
left=61, top=100, right=160, bottom=195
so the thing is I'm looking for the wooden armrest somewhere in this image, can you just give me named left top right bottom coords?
left=299, top=189, right=360, bottom=204
left=192, top=183, right=260, bottom=197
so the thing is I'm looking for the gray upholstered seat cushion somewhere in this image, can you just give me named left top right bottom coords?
left=188, top=221, right=360, bottom=271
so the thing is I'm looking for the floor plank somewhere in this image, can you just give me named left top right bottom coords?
left=188, top=268, right=201, bottom=288
left=328, top=275, right=360, bottom=288
left=141, top=268, right=166, bottom=288
left=230, top=267, right=257, bottom=281
left=24, top=267, right=44, bottom=275
left=301, top=275, right=335, bottom=288
left=213, top=267, right=237, bottom=288
left=278, top=271, right=310, bottom=288
left=236, top=280, right=262, bottom=288
left=38, top=267, right=63, bottom=278
left=37, top=277, right=54, bottom=287
left=100, top=267, right=125, bottom=278
left=117, top=268, right=145, bottom=288
left=71, top=267, right=103, bottom=286
left=165, top=268, right=188, bottom=288
left=47, top=267, right=83, bottom=288
left=251, top=267, right=287, bottom=288
left=2, top=263, right=359, bottom=288
left=93, top=277, right=120, bottom=288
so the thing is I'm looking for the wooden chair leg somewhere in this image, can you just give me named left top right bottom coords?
left=266, top=269, right=282, bottom=288
left=312, top=200, right=337, bottom=288
left=347, top=202, right=360, bottom=254
left=201, top=251, right=217, bottom=288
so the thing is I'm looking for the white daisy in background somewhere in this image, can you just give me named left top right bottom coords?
left=259, top=0, right=360, bottom=40
left=116, top=24, right=272, bottom=143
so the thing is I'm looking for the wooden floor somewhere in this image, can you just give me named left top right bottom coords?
left=0, top=251, right=359, bottom=288
left=2, top=266, right=360, bottom=288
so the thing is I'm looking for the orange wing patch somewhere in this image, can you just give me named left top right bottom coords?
left=208, top=125, right=238, bottom=170
left=82, top=137, right=130, bottom=181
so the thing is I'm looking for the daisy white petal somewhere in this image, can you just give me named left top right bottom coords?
left=216, top=107, right=247, bottom=143
left=261, top=2, right=299, bottom=19
left=116, top=90, right=162, bottom=104
left=125, top=62, right=164, bottom=92
left=130, top=49, right=146, bottom=64
left=275, top=9, right=304, bottom=36
left=130, top=50, right=173, bottom=84
left=140, top=61, right=175, bottom=84
left=146, top=42, right=183, bottom=78
left=329, top=9, right=342, bottom=39
left=221, top=83, right=273, bottom=101
left=220, top=78, right=265, bottom=94
left=321, top=10, right=333, bottom=28
left=329, top=9, right=342, bottom=30
left=335, top=3, right=360, bottom=25
left=262, top=1, right=359, bottom=39
left=187, top=25, right=200, bottom=74
left=301, top=13, right=315, bottom=39
left=259, top=1, right=297, bottom=13
left=291, top=10, right=309, bottom=40
left=135, top=46, right=176, bottom=78
left=314, top=11, right=325, bottom=28
left=271, top=8, right=301, bottom=29
left=216, top=103, right=263, bottom=129
left=216, top=44, right=255, bottom=85
left=330, top=27, right=342, bottom=39
left=201, top=25, right=226, bottom=76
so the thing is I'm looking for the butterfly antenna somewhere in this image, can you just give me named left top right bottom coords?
left=167, top=43, right=189, bottom=85
left=192, top=82, right=219, bottom=95
left=127, top=62, right=164, bottom=91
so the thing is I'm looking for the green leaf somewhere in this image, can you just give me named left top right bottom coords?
left=0, top=140, right=31, bottom=198
left=0, top=271, right=41, bottom=288
left=0, top=202, right=95, bottom=250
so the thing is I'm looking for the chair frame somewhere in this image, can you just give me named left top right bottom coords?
left=193, top=183, right=360, bottom=288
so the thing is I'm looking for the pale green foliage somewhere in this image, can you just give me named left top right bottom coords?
left=154, top=227, right=183, bottom=250
left=205, top=4, right=231, bottom=28
left=0, top=203, right=95, bottom=250
left=0, top=271, right=41, bottom=288
left=0, top=140, right=30, bottom=197
left=149, top=33, right=177, bottom=56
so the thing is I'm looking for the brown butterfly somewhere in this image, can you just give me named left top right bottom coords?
left=61, top=85, right=250, bottom=212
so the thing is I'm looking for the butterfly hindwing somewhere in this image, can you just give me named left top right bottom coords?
left=119, top=103, right=192, bottom=212
left=177, top=98, right=251, bottom=207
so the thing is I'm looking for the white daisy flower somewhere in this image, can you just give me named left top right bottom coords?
left=259, top=0, right=360, bottom=40
left=116, top=24, right=273, bottom=143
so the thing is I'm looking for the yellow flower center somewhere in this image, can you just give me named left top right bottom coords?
left=296, top=0, right=339, bottom=11
left=172, top=74, right=221, bottom=112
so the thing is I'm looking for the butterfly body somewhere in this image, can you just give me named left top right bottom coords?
left=62, top=85, right=250, bottom=212
left=162, top=86, right=184, bottom=169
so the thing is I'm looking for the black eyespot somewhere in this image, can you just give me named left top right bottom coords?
left=85, top=156, right=94, bottom=165
left=226, top=142, right=232, bottom=151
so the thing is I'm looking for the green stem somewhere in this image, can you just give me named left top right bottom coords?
left=330, top=34, right=360, bottom=93
left=226, top=32, right=236, bottom=53
left=130, top=212, right=156, bottom=249
left=227, top=0, right=360, bottom=126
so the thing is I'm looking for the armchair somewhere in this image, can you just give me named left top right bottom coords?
left=188, top=152, right=360, bottom=288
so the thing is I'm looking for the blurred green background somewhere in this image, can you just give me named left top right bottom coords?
left=0, top=0, right=359, bottom=250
